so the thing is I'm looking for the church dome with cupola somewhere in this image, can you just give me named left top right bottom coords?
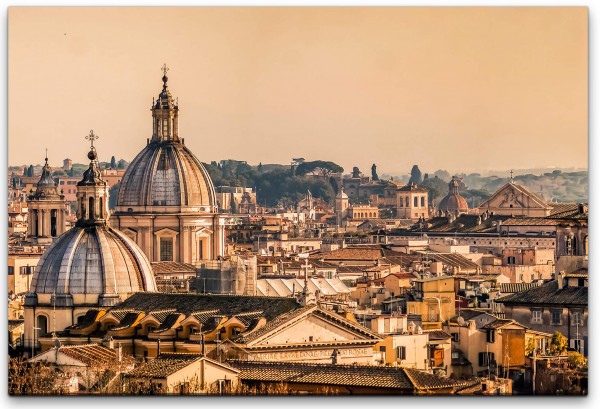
left=24, top=136, right=156, bottom=351
left=115, top=66, right=217, bottom=212
left=27, top=136, right=156, bottom=308
left=111, top=66, right=226, bottom=265
left=438, top=176, right=469, bottom=214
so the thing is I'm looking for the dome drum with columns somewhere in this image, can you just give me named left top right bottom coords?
left=112, top=67, right=225, bottom=264
left=26, top=154, right=67, bottom=244
left=24, top=137, right=156, bottom=350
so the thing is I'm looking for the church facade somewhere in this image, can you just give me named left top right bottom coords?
left=111, top=68, right=226, bottom=264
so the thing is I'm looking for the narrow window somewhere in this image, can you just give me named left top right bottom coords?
left=88, top=197, right=95, bottom=220
left=160, top=238, right=173, bottom=261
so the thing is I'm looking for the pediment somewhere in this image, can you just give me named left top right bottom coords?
left=154, top=227, right=179, bottom=237
left=246, top=309, right=378, bottom=347
left=478, top=182, right=549, bottom=211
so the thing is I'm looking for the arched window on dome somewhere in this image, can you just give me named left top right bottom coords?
left=89, top=197, right=95, bottom=220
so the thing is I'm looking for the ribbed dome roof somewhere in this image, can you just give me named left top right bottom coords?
left=438, top=176, right=469, bottom=213
left=30, top=225, right=156, bottom=305
left=438, top=194, right=469, bottom=213
left=116, top=142, right=217, bottom=210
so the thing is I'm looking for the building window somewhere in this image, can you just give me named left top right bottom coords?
left=405, top=197, right=409, bottom=207
left=507, top=256, right=516, bottom=265
left=572, top=339, right=583, bottom=354
left=8, top=266, right=14, bottom=275
left=414, top=197, right=418, bottom=207
left=160, top=238, right=174, bottom=261
left=451, top=332, right=460, bottom=343
left=396, top=346, right=406, bottom=360
left=19, top=266, right=34, bottom=275
left=531, top=310, right=542, bottom=324
left=478, top=352, right=495, bottom=367
left=420, top=197, right=425, bottom=207
left=551, top=309, right=562, bottom=325
left=486, top=329, right=496, bottom=343
left=572, top=311, right=583, bottom=326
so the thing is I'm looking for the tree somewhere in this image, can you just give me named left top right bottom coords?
left=421, top=176, right=448, bottom=205
left=109, top=183, right=120, bottom=209
left=550, top=331, right=568, bottom=355
left=257, top=162, right=263, bottom=173
left=433, top=169, right=451, bottom=181
left=295, top=160, right=344, bottom=177
left=567, top=351, right=587, bottom=369
left=352, top=167, right=361, bottom=178
left=27, top=165, right=34, bottom=177
left=371, top=164, right=379, bottom=181
left=110, top=156, right=117, bottom=169
left=408, top=165, right=422, bottom=185
left=117, top=159, right=128, bottom=170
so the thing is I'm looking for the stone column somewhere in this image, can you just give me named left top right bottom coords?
left=182, top=225, right=190, bottom=264
left=44, top=209, right=51, bottom=237
left=38, top=209, right=44, bottom=237
left=58, top=209, right=65, bottom=235
left=28, top=209, right=36, bottom=237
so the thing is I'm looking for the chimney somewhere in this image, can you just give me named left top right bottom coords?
left=157, top=339, right=161, bottom=356
left=116, top=342, right=122, bottom=362
left=201, top=334, right=205, bottom=356
left=557, top=271, right=565, bottom=290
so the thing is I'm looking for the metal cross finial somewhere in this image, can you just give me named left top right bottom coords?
left=162, top=63, right=169, bottom=76
left=85, top=129, right=99, bottom=147
left=510, top=169, right=514, bottom=182
left=45, top=148, right=48, bottom=162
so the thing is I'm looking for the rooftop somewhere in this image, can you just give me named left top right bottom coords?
left=229, top=360, right=479, bottom=391
left=495, top=279, right=588, bottom=306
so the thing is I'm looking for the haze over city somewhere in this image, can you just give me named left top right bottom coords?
left=9, top=7, right=587, bottom=175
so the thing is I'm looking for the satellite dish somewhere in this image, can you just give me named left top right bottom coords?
left=457, top=316, right=465, bottom=326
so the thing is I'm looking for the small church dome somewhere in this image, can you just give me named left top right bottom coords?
left=28, top=135, right=156, bottom=307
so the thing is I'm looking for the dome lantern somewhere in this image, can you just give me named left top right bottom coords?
left=76, top=130, right=110, bottom=227
left=151, top=63, right=180, bottom=143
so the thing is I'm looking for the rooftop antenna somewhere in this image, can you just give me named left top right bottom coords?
left=52, top=289, right=56, bottom=339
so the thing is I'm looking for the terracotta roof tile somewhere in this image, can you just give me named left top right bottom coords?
left=229, top=360, right=478, bottom=391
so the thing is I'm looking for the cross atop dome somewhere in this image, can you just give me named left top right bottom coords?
left=85, top=129, right=99, bottom=148
left=162, top=63, right=169, bottom=90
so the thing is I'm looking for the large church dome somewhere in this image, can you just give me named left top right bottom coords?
left=117, top=143, right=216, bottom=210
left=115, top=68, right=217, bottom=212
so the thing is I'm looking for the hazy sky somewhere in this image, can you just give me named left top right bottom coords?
left=8, top=7, right=588, bottom=176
